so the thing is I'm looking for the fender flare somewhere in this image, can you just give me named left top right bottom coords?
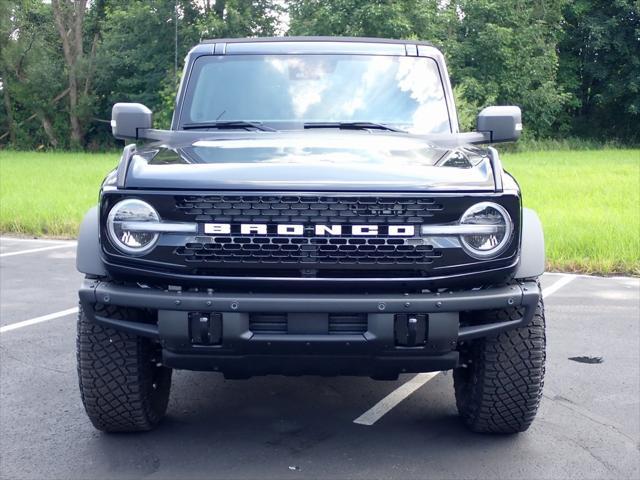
left=76, top=206, right=108, bottom=277
left=514, top=208, right=545, bottom=279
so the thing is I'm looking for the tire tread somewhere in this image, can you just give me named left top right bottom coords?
left=77, top=303, right=171, bottom=432
left=454, top=286, right=546, bottom=433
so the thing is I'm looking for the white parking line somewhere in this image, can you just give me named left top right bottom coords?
left=542, top=275, right=575, bottom=297
left=354, top=274, right=577, bottom=426
left=353, top=372, right=440, bottom=426
left=0, top=307, right=79, bottom=334
left=0, top=244, right=77, bottom=258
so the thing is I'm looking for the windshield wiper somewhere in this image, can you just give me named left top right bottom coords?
left=182, top=121, right=276, bottom=132
left=303, top=122, right=406, bottom=133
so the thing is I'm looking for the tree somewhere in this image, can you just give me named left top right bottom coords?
left=198, top=0, right=282, bottom=38
left=92, top=1, right=200, bottom=131
left=1, top=0, right=68, bottom=148
left=0, top=1, right=18, bottom=145
left=558, top=0, right=640, bottom=141
left=50, top=0, right=106, bottom=148
left=288, top=0, right=445, bottom=40
left=51, top=0, right=87, bottom=147
left=448, top=0, right=570, bottom=137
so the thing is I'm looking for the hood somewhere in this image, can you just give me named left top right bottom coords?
left=124, top=131, right=495, bottom=192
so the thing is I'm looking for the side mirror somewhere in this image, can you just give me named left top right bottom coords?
left=111, top=103, right=152, bottom=140
left=477, top=106, right=522, bottom=142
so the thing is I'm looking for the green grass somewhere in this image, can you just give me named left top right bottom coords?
left=502, top=149, right=640, bottom=275
left=0, top=151, right=119, bottom=238
left=1, top=149, right=638, bottom=275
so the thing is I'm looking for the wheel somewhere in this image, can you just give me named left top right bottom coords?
left=453, top=286, right=546, bottom=434
left=76, top=303, right=172, bottom=432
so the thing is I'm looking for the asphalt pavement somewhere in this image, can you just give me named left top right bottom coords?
left=1, top=236, right=638, bottom=480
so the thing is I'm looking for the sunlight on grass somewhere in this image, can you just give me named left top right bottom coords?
left=0, top=151, right=119, bottom=238
left=1, top=148, right=638, bottom=274
left=502, top=149, right=640, bottom=275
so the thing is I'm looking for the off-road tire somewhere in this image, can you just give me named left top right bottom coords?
left=453, top=287, right=545, bottom=434
left=77, top=303, right=172, bottom=432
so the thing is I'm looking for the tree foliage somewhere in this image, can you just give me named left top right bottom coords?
left=0, top=0, right=638, bottom=150
left=557, top=0, right=640, bottom=141
left=452, top=0, right=571, bottom=137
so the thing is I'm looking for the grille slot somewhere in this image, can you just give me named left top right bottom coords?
left=175, top=195, right=443, bottom=224
left=328, top=313, right=368, bottom=334
left=249, top=314, right=287, bottom=334
left=175, top=236, right=441, bottom=266
left=249, top=313, right=368, bottom=335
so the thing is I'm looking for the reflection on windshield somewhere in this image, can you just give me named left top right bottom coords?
left=396, top=59, right=448, bottom=133
left=184, top=54, right=451, bottom=134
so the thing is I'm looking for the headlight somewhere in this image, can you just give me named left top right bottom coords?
left=459, top=202, right=513, bottom=259
left=107, top=199, right=160, bottom=255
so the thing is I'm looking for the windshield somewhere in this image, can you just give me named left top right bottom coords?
left=180, top=54, right=452, bottom=134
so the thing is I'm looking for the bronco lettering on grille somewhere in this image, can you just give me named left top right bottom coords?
left=203, top=224, right=415, bottom=236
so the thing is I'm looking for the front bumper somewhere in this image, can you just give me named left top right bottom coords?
left=79, top=280, right=539, bottom=378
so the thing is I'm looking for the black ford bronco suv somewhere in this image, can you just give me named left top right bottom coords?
left=76, top=37, right=546, bottom=434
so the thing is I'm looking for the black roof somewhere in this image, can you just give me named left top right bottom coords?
left=200, top=36, right=434, bottom=47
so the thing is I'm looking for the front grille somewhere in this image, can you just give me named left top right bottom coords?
left=175, top=236, right=441, bottom=266
left=101, top=191, right=521, bottom=280
left=175, top=195, right=444, bottom=224
left=173, top=194, right=444, bottom=267
left=249, top=313, right=368, bottom=335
